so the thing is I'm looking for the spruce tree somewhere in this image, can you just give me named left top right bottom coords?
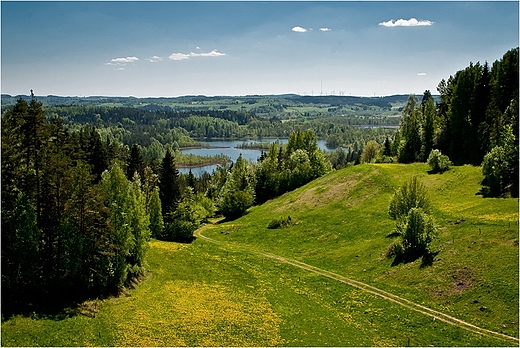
left=159, top=148, right=181, bottom=217
left=127, top=143, right=145, bottom=181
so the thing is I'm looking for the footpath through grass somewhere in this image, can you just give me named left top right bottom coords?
left=2, top=237, right=515, bottom=346
left=1, top=163, right=518, bottom=346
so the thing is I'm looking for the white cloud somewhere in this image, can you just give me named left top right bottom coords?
left=417, top=72, right=427, bottom=76
left=168, top=50, right=226, bottom=61
left=190, top=50, right=226, bottom=58
left=147, top=56, right=163, bottom=63
left=168, top=52, right=191, bottom=61
left=379, top=18, right=434, bottom=27
left=116, top=67, right=125, bottom=71
left=110, top=56, right=139, bottom=63
left=292, top=26, right=308, bottom=33
left=319, top=27, right=331, bottom=32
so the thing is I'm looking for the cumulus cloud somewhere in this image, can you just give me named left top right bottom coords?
left=168, top=53, right=191, bottom=61
left=379, top=18, right=434, bottom=27
left=110, top=56, right=139, bottom=63
left=168, top=50, right=226, bottom=61
left=292, top=26, right=308, bottom=33
left=417, top=72, right=427, bottom=76
left=147, top=55, right=163, bottom=63
left=319, top=27, right=331, bottom=32
left=190, top=50, right=226, bottom=58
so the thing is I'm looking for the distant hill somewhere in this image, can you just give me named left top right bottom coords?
left=1, top=93, right=432, bottom=111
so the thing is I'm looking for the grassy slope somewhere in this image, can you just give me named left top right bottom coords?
left=203, top=163, right=519, bottom=339
left=2, top=164, right=518, bottom=346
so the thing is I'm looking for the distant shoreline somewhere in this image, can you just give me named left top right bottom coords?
left=176, top=159, right=231, bottom=169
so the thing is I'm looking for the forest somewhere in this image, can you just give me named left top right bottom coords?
left=1, top=47, right=517, bottom=318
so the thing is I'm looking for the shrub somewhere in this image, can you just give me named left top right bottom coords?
left=388, top=176, right=431, bottom=220
left=218, top=187, right=254, bottom=220
left=385, top=241, right=403, bottom=260
left=161, top=199, right=199, bottom=243
left=396, top=208, right=436, bottom=260
left=267, top=216, right=293, bottom=229
left=374, top=154, right=395, bottom=163
left=361, top=140, right=381, bottom=163
left=427, top=149, right=451, bottom=173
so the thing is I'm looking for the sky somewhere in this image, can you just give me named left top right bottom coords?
left=1, top=1, right=518, bottom=97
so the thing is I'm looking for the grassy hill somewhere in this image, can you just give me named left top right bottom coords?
left=2, top=164, right=518, bottom=346
left=203, top=163, right=519, bottom=338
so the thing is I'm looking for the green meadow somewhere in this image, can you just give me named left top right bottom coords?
left=2, top=163, right=518, bottom=346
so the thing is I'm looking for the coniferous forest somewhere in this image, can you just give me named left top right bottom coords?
left=1, top=47, right=518, bottom=318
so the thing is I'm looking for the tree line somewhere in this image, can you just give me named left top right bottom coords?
left=1, top=93, right=154, bottom=316
left=1, top=94, right=336, bottom=316
left=386, top=48, right=518, bottom=196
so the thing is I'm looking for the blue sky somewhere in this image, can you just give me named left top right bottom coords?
left=1, top=1, right=518, bottom=97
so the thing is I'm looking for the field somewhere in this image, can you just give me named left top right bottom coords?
left=2, top=163, right=518, bottom=346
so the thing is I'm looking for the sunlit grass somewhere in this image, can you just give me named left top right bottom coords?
left=2, top=163, right=517, bottom=346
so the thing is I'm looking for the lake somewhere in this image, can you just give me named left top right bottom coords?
left=178, top=139, right=332, bottom=176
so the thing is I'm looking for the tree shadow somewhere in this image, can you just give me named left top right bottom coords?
left=218, top=211, right=249, bottom=223
left=391, top=250, right=439, bottom=268
left=2, top=290, right=113, bottom=322
left=420, top=250, right=440, bottom=269
left=385, top=231, right=401, bottom=238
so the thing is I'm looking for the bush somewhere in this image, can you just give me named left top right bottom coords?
left=218, top=188, right=254, bottom=220
left=267, top=216, right=293, bottom=229
left=385, top=241, right=403, bottom=259
left=388, top=176, right=431, bottom=220
left=374, top=154, right=395, bottom=163
left=361, top=140, right=381, bottom=163
left=396, top=208, right=436, bottom=260
left=161, top=199, right=199, bottom=243
left=427, top=149, right=451, bottom=173
left=163, top=219, right=197, bottom=243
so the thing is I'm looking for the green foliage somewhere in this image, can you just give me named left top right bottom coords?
left=398, top=95, right=422, bottom=163
left=481, top=124, right=518, bottom=197
left=388, top=176, right=431, bottom=220
left=149, top=187, right=164, bottom=238
left=427, top=149, right=451, bottom=173
left=159, top=148, right=181, bottom=215
left=254, top=130, right=332, bottom=203
left=101, top=163, right=134, bottom=289
left=421, top=96, right=435, bottom=161
left=1, top=94, right=149, bottom=314
left=191, top=192, right=216, bottom=223
left=218, top=182, right=255, bottom=220
left=163, top=207, right=197, bottom=243
left=361, top=140, right=380, bottom=163
left=392, top=208, right=437, bottom=261
left=128, top=173, right=151, bottom=273
left=267, top=216, right=294, bottom=229
left=215, top=154, right=256, bottom=220
left=1, top=164, right=518, bottom=347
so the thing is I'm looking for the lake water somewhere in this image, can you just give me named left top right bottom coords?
left=178, top=139, right=332, bottom=176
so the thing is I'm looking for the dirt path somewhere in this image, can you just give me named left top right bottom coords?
left=195, top=227, right=519, bottom=344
